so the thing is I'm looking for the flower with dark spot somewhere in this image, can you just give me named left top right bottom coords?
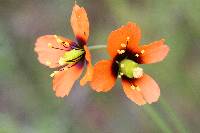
left=90, top=22, right=169, bottom=105
left=34, top=4, right=93, bottom=97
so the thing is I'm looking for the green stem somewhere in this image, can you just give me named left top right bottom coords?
left=143, top=106, right=172, bottom=133
left=88, top=45, right=107, bottom=50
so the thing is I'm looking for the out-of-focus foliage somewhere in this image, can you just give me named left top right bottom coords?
left=0, top=0, right=199, bottom=133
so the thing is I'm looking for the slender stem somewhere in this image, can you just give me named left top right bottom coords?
left=88, top=45, right=107, bottom=50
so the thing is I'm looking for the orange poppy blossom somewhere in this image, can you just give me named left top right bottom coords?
left=34, top=4, right=93, bottom=97
left=90, top=22, right=169, bottom=105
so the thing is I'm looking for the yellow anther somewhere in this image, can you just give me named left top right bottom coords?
left=120, top=64, right=125, bottom=68
left=127, top=36, right=130, bottom=41
left=135, top=54, right=139, bottom=57
left=120, top=72, right=124, bottom=76
left=48, top=43, right=53, bottom=48
left=117, top=49, right=125, bottom=54
left=54, top=35, right=63, bottom=44
left=118, top=75, right=122, bottom=78
left=141, top=50, right=145, bottom=54
left=136, top=86, right=141, bottom=91
left=50, top=71, right=59, bottom=78
left=131, top=85, right=136, bottom=90
left=58, top=57, right=66, bottom=66
left=121, top=43, right=127, bottom=48
left=63, top=41, right=70, bottom=47
left=45, top=61, right=51, bottom=66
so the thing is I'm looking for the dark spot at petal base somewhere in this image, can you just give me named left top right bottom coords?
left=111, top=49, right=143, bottom=78
left=76, top=35, right=86, bottom=48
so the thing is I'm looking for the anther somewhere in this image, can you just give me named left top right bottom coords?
left=117, top=49, right=125, bottom=54
left=59, top=57, right=66, bottom=66
left=131, top=85, right=136, bottom=90
left=48, top=43, right=53, bottom=48
left=141, top=50, right=145, bottom=54
left=54, top=35, right=64, bottom=44
left=45, top=61, right=51, bottom=66
left=121, top=43, right=127, bottom=48
left=50, top=71, right=59, bottom=77
left=126, top=36, right=130, bottom=41
left=136, top=86, right=141, bottom=91
left=118, top=75, right=122, bottom=78
left=135, top=54, right=139, bottom=57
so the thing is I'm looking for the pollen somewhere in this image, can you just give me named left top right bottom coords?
left=117, top=49, right=125, bottom=54
left=120, top=72, right=124, bottom=76
left=63, top=41, right=70, bottom=47
left=50, top=71, right=59, bottom=78
left=118, top=75, right=122, bottom=78
left=48, top=43, right=53, bottom=48
left=135, top=54, right=139, bottom=57
left=141, top=50, right=145, bottom=54
left=54, top=35, right=63, bottom=44
left=121, top=43, right=127, bottom=48
left=58, top=57, right=66, bottom=66
left=126, top=36, right=130, bottom=41
left=131, top=85, right=136, bottom=90
left=45, top=61, right=51, bottom=66
left=135, top=86, right=141, bottom=91
left=132, top=67, right=143, bottom=78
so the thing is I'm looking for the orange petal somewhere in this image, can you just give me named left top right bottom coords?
left=107, top=22, right=141, bottom=58
left=122, top=79, right=146, bottom=105
left=133, top=74, right=160, bottom=104
left=80, top=45, right=93, bottom=86
left=53, top=61, right=84, bottom=97
left=34, top=35, right=73, bottom=68
left=90, top=60, right=116, bottom=92
left=139, top=39, right=169, bottom=64
left=71, top=3, right=89, bottom=41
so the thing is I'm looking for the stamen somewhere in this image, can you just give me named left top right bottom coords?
left=117, top=49, right=125, bottom=54
left=135, top=86, right=141, bottom=91
left=121, top=43, right=127, bottom=48
left=45, top=61, right=51, bottom=66
left=118, top=75, right=121, bottom=78
left=54, top=35, right=70, bottom=47
left=135, top=54, right=139, bottom=57
left=132, top=67, right=143, bottom=78
left=141, top=50, right=145, bottom=54
left=131, top=85, right=136, bottom=90
left=48, top=43, right=53, bottom=48
left=131, top=85, right=140, bottom=91
left=126, top=36, right=130, bottom=41
left=50, top=71, right=59, bottom=77
left=59, top=57, right=67, bottom=66
left=120, top=72, right=124, bottom=76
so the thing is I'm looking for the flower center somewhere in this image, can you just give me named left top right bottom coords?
left=59, top=49, right=85, bottom=66
left=119, top=59, right=143, bottom=78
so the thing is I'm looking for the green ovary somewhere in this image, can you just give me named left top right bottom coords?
left=119, top=59, right=143, bottom=78
left=59, top=49, right=84, bottom=65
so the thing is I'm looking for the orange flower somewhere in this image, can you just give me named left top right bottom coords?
left=90, top=22, right=169, bottom=105
left=34, top=4, right=93, bottom=97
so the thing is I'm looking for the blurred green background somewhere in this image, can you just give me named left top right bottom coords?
left=0, top=0, right=200, bottom=133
